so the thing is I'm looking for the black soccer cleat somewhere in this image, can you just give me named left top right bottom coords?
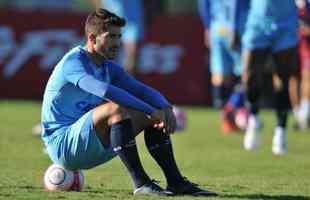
left=133, top=180, right=174, bottom=196
left=166, top=177, right=218, bottom=197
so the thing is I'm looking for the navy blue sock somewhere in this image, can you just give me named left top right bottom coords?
left=276, top=110, right=288, bottom=127
left=223, top=85, right=233, bottom=104
left=110, top=119, right=150, bottom=188
left=246, top=84, right=260, bottom=115
left=274, top=78, right=290, bottom=128
left=144, top=127, right=183, bottom=187
left=212, top=85, right=224, bottom=108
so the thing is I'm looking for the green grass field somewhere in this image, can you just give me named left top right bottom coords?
left=0, top=100, right=309, bottom=200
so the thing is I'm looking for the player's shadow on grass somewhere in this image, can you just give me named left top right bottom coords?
left=222, top=194, right=310, bottom=200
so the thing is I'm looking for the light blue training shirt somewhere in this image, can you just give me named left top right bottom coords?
left=198, top=0, right=249, bottom=35
left=41, top=46, right=171, bottom=142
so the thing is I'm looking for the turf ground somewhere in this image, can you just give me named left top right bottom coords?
left=0, top=100, right=309, bottom=200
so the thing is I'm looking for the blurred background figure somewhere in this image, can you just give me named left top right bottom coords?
left=292, top=0, right=310, bottom=129
left=242, top=0, right=299, bottom=155
left=198, top=0, right=249, bottom=133
left=89, top=0, right=144, bottom=75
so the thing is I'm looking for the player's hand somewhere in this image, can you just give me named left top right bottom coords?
left=148, top=109, right=165, bottom=130
left=162, top=107, right=177, bottom=135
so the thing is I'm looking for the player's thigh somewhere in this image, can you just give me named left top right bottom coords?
left=92, top=102, right=129, bottom=145
left=94, top=103, right=153, bottom=137
left=210, top=37, right=234, bottom=76
left=242, top=48, right=269, bottom=82
left=48, top=110, right=117, bottom=170
left=299, top=37, right=310, bottom=72
left=272, top=46, right=299, bottom=78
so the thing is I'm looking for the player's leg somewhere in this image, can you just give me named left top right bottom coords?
left=92, top=102, right=173, bottom=196
left=144, top=127, right=217, bottom=196
left=45, top=102, right=169, bottom=195
left=298, top=36, right=310, bottom=128
left=241, top=21, right=274, bottom=149
left=209, top=36, right=234, bottom=108
left=289, top=74, right=300, bottom=127
left=242, top=48, right=269, bottom=150
left=271, top=47, right=298, bottom=155
left=125, top=109, right=217, bottom=196
left=270, top=21, right=299, bottom=154
left=221, top=43, right=244, bottom=133
left=299, top=66, right=310, bottom=128
left=243, top=49, right=269, bottom=117
left=273, top=47, right=298, bottom=129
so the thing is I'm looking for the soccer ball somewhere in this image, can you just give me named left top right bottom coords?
left=172, top=106, right=187, bottom=132
left=234, top=107, right=249, bottom=130
left=44, top=164, right=84, bottom=191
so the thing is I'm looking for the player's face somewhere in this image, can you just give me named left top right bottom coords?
left=94, top=25, right=122, bottom=59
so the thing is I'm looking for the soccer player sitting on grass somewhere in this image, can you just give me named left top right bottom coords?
left=40, top=8, right=217, bottom=197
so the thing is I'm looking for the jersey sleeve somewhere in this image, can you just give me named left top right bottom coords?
left=198, top=0, right=211, bottom=29
left=62, top=57, right=156, bottom=114
left=62, top=55, right=89, bottom=86
left=111, top=64, right=172, bottom=109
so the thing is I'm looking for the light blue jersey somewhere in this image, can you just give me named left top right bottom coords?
left=198, top=0, right=249, bottom=76
left=41, top=46, right=170, bottom=169
left=101, top=0, right=144, bottom=42
left=242, top=0, right=298, bottom=51
left=247, top=0, right=298, bottom=28
left=198, top=0, right=249, bottom=37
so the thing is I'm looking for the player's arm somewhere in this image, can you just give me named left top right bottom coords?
left=63, top=58, right=156, bottom=115
left=113, top=66, right=177, bottom=134
left=112, top=65, right=172, bottom=110
left=198, top=0, right=210, bottom=47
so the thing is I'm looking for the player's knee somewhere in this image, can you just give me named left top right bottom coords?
left=107, top=103, right=130, bottom=125
left=211, top=74, right=224, bottom=85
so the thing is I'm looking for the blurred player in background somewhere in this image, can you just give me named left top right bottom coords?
left=242, top=0, right=299, bottom=155
left=293, top=0, right=310, bottom=129
left=41, top=8, right=217, bottom=197
left=198, top=0, right=249, bottom=133
left=89, top=0, right=144, bottom=75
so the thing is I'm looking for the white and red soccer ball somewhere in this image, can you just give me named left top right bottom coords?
left=172, top=106, right=187, bottom=132
left=44, top=164, right=84, bottom=191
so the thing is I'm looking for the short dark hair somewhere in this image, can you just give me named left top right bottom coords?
left=85, top=8, right=126, bottom=37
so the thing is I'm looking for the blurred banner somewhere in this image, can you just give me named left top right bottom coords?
left=0, top=9, right=211, bottom=104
